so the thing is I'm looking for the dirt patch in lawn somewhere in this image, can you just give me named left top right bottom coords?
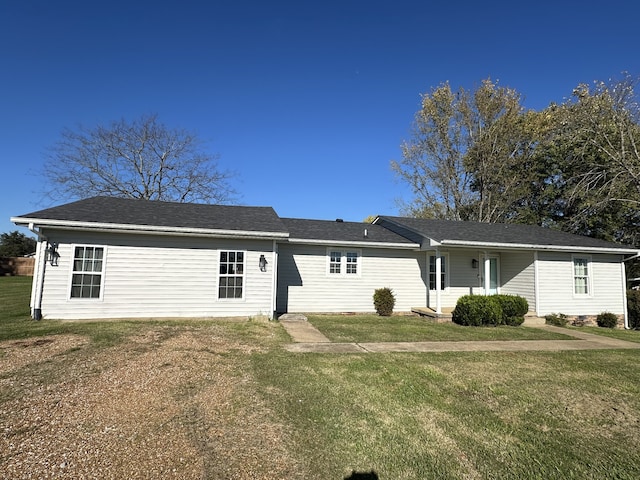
left=0, top=326, right=303, bottom=479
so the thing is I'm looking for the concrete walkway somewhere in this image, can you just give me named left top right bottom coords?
left=278, top=316, right=640, bottom=353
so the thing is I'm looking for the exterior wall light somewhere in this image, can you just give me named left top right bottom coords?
left=46, top=242, right=59, bottom=266
left=471, top=258, right=478, bottom=269
left=259, top=254, right=267, bottom=272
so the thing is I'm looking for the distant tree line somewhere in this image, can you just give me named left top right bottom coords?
left=0, top=231, right=36, bottom=257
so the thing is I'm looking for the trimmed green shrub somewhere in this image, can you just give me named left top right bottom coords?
left=545, top=313, right=568, bottom=326
left=596, top=311, right=618, bottom=329
left=452, top=295, right=502, bottom=326
left=494, top=295, right=528, bottom=326
left=373, top=287, right=395, bottom=316
left=628, top=289, right=640, bottom=329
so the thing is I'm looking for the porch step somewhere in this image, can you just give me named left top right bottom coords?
left=412, top=307, right=453, bottom=322
left=413, top=307, right=547, bottom=326
left=523, top=315, right=546, bottom=326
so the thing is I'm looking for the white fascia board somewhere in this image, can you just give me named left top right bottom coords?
left=11, top=217, right=289, bottom=240
left=441, top=239, right=640, bottom=255
left=286, top=237, right=420, bottom=249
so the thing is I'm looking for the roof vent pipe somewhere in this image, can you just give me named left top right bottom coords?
left=364, top=228, right=368, bottom=238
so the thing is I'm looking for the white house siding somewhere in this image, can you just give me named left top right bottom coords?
left=425, top=250, right=535, bottom=310
left=536, top=251, right=626, bottom=316
left=426, top=249, right=479, bottom=309
left=276, top=243, right=426, bottom=313
left=36, top=229, right=276, bottom=320
left=500, top=251, right=536, bottom=310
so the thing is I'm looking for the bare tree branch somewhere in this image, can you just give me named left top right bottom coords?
left=41, top=114, right=237, bottom=205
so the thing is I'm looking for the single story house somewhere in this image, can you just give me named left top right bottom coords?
left=11, top=196, right=640, bottom=327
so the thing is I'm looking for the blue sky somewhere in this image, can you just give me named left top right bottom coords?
left=1, top=1, right=638, bottom=236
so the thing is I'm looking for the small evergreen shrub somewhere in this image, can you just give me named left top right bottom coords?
left=545, top=313, right=568, bottom=327
left=452, top=295, right=502, bottom=326
left=373, top=287, right=395, bottom=316
left=596, top=311, right=618, bottom=329
left=494, top=295, right=528, bottom=326
left=628, top=290, right=640, bottom=329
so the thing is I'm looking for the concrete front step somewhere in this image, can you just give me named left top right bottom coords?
left=523, top=315, right=546, bottom=326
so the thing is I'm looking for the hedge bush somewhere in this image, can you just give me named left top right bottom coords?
left=452, top=295, right=502, bottom=326
left=596, top=311, right=618, bottom=329
left=494, top=294, right=529, bottom=326
left=628, top=289, right=640, bottom=329
left=452, top=294, right=528, bottom=327
left=373, top=287, right=395, bottom=316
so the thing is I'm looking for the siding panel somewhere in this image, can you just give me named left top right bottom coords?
left=38, top=229, right=276, bottom=319
left=500, top=251, right=536, bottom=310
left=536, top=252, right=625, bottom=315
left=277, top=244, right=426, bottom=313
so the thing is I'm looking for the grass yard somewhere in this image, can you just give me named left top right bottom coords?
left=2, top=276, right=640, bottom=479
left=307, top=314, right=575, bottom=343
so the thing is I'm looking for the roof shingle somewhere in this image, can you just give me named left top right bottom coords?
left=377, top=216, right=636, bottom=251
left=282, top=217, right=416, bottom=245
left=14, top=196, right=289, bottom=234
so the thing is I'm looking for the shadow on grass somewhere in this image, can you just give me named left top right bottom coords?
left=344, top=470, right=378, bottom=479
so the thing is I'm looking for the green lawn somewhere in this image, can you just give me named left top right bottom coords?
left=253, top=347, right=640, bottom=479
left=308, top=314, right=574, bottom=342
left=3, top=276, right=640, bottom=479
left=569, top=325, right=640, bottom=343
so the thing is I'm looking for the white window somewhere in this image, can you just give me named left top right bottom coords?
left=70, top=246, right=105, bottom=299
left=329, top=251, right=342, bottom=274
left=327, top=249, right=360, bottom=276
left=346, top=252, right=358, bottom=274
left=219, top=251, right=244, bottom=299
left=429, top=254, right=448, bottom=290
left=573, top=256, right=591, bottom=296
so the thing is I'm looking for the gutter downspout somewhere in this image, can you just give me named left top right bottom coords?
left=271, top=240, right=278, bottom=319
left=27, top=223, right=46, bottom=320
left=435, top=249, right=442, bottom=314
left=622, top=261, right=629, bottom=329
left=534, top=251, right=540, bottom=317
left=622, top=253, right=640, bottom=330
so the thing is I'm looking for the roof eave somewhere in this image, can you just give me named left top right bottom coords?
left=11, top=217, right=290, bottom=240
left=440, top=239, right=640, bottom=254
left=286, top=237, right=419, bottom=249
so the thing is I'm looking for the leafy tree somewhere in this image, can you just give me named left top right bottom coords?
left=393, top=74, right=640, bottom=249
left=538, top=73, right=640, bottom=245
left=0, top=231, right=36, bottom=257
left=392, top=81, right=474, bottom=220
left=392, top=79, right=534, bottom=222
left=42, top=114, right=237, bottom=204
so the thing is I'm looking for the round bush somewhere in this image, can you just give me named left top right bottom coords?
left=545, top=313, right=568, bottom=326
left=596, top=312, right=618, bottom=329
left=452, top=295, right=502, bottom=326
left=495, top=295, right=528, bottom=326
left=373, top=287, right=395, bottom=316
left=504, top=315, right=525, bottom=326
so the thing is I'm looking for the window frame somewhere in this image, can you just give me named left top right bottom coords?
left=218, top=250, right=246, bottom=300
left=326, top=248, right=361, bottom=277
left=68, top=244, right=107, bottom=300
left=572, top=255, right=592, bottom=297
left=428, top=253, right=449, bottom=291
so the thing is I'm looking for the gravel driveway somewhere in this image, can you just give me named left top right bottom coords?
left=0, top=324, right=303, bottom=479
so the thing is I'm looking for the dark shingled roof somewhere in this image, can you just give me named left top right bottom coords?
left=281, top=218, right=417, bottom=245
left=377, top=216, right=636, bottom=251
left=15, top=196, right=289, bottom=234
